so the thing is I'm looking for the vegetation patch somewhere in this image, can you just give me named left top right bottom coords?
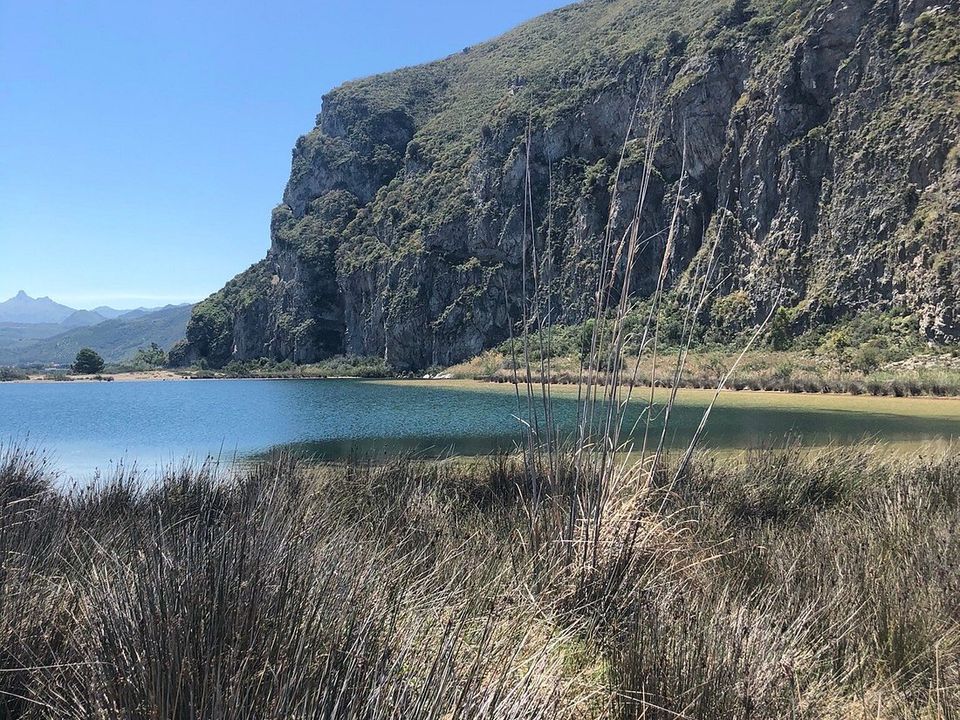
left=1, top=441, right=957, bottom=717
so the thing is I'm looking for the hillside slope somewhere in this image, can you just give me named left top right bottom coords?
left=0, top=304, right=193, bottom=366
left=180, top=0, right=960, bottom=370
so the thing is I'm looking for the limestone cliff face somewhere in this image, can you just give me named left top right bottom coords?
left=182, top=0, right=959, bottom=370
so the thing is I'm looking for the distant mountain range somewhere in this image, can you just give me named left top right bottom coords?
left=0, top=291, right=171, bottom=327
left=0, top=291, right=193, bottom=366
left=0, top=291, right=77, bottom=324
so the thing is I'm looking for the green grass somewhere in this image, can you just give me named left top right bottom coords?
left=2, top=441, right=958, bottom=718
left=443, top=306, right=960, bottom=396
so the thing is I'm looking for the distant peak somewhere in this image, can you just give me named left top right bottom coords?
left=14, top=290, right=30, bottom=299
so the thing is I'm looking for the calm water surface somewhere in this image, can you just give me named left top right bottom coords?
left=1, top=378, right=958, bottom=478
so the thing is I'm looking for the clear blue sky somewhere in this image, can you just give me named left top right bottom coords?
left=0, top=0, right=567, bottom=309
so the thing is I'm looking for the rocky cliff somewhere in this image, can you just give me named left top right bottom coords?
left=179, top=0, right=960, bottom=370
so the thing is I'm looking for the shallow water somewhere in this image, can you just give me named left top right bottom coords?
left=0, top=378, right=958, bottom=478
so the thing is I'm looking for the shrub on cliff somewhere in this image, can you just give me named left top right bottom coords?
left=767, top=307, right=793, bottom=350
left=165, top=339, right=191, bottom=368
left=185, top=300, right=234, bottom=367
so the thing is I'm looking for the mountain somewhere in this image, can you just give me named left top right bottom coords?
left=94, top=306, right=170, bottom=320
left=116, top=308, right=155, bottom=320
left=92, top=306, right=129, bottom=320
left=0, top=292, right=179, bottom=331
left=61, top=309, right=108, bottom=328
left=0, top=304, right=193, bottom=366
left=0, top=291, right=76, bottom=324
left=0, top=323, right=66, bottom=345
left=178, top=0, right=960, bottom=370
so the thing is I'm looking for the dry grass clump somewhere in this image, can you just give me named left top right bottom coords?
left=454, top=349, right=960, bottom=397
left=0, top=450, right=589, bottom=719
left=1, top=442, right=958, bottom=718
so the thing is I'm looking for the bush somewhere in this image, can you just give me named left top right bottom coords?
left=851, top=344, right=882, bottom=373
left=767, top=308, right=793, bottom=350
left=0, top=367, right=28, bottom=382
left=665, top=29, right=688, bottom=56
left=130, top=343, right=167, bottom=369
left=709, top=291, right=753, bottom=342
left=1, top=445, right=958, bottom=716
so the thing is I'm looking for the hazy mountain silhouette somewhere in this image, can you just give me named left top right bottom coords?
left=0, top=291, right=76, bottom=324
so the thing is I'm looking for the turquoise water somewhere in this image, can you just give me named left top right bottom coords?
left=0, top=379, right=958, bottom=478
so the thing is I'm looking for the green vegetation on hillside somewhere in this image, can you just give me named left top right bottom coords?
left=191, top=0, right=874, bottom=369
left=319, top=0, right=816, bottom=338
left=187, top=0, right=958, bottom=370
left=0, top=367, right=28, bottom=382
left=0, top=304, right=192, bottom=367
left=324, top=0, right=799, bottom=147
left=445, top=304, right=960, bottom=395
left=189, top=355, right=392, bottom=379
left=181, top=262, right=273, bottom=367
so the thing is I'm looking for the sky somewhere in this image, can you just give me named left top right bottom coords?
left=0, top=0, right=568, bottom=310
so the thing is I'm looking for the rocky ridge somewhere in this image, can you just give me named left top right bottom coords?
left=178, top=0, right=960, bottom=370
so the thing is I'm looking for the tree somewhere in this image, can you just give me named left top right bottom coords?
left=721, top=0, right=752, bottom=27
left=665, top=29, right=688, bottom=56
left=132, top=343, right=167, bottom=369
left=73, top=348, right=105, bottom=374
left=821, top=329, right=851, bottom=369
left=768, top=308, right=793, bottom=350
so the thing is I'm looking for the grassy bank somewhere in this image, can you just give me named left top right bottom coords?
left=2, top=442, right=957, bottom=718
left=1, top=355, right=395, bottom=383
left=446, top=348, right=960, bottom=397
left=188, top=355, right=394, bottom=379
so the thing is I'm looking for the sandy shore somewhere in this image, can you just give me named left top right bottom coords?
left=18, top=370, right=190, bottom=383
left=12, top=371, right=370, bottom=383
left=7, top=374, right=960, bottom=414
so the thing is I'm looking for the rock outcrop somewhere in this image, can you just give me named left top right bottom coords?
left=181, top=0, right=959, bottom=369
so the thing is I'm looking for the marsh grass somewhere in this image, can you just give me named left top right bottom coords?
left=450, top=349, right=960, bottom=397
left=1, top=444, right=958, bottom=718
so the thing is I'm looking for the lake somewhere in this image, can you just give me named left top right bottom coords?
left=1, top=378, right=959, bottom=478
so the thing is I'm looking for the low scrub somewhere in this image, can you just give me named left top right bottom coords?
left=0, top=367, right=28, bottom=382
left=191, top=355, right=393, bottom=379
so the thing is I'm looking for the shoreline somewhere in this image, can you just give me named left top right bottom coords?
left=14, top=370, right=191, bottom=383
left=371, top=377, right=960, bottom=419
left=8, top=371, right=395, bottom=384
left=5, top=372, right=959, bottom=412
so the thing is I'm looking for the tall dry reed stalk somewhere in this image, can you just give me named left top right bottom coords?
left=506, top=88, right=777, bottom=588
